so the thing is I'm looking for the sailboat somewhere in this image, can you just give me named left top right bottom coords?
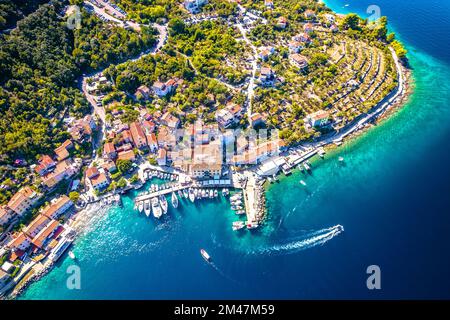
left=171, top=192, right=179, bottom=209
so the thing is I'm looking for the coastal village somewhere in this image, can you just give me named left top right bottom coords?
left=0, top=0, right=409, bottom=297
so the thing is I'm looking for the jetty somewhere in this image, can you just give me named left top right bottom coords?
left=133, top=179, right=233, bottom=204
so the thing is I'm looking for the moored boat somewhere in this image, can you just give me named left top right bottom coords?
left=300, top=180, right=307, bottom=186
left=144, top=200, right=151, bottom=217
left=159, top=195, right=168, bottom=214
left=138, top=201, right=144, bottom=213
left=68, top=250, right=76, bottom=260
left=183, top=189, right=189, bottom=199
left=171, top=192, right=179, bottom=209
left=246, top=221, right=259, bottom=229
left=232, top=221, right=246, bottom=231
left=188, top=188, right=196, bottom=203
left=151, top=198, right=162, bottom=219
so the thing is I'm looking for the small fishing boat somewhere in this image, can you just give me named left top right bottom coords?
left=246, top=221, right=259, bottom=230
left=138, top=201, right=144, bottom=213
left=159, top=195, right=168, bottom=214
left=151, top=198, right=162, bottom=219
left=68, top=251, right=76, bottom=260
left=200, top=249, right=211, bottom=262
left=144, top=200, right=151, bottom=217
left=338, top=156, right=345, bottom=162
left=171, top=192, right=179, bottom=209
left=232, top=221, right=246, bottom=231
left=188, top=188, right=196, bottom=203
left=300, top=180, right=307, bottom=186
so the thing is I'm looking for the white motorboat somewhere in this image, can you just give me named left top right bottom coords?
left=246, top=221, right=259, bottom=230
left=144, top=200, right=151, bottom=217
left=300, top=180, right=307, bottom=186
left=151, top=198, right=162, bottom=219
left=200, top=249, right=211, bottom=262
left=183, top=189, right=189, bottom=199
left=171, top=192, right=179, bottom=209
left=209, top=190, right=214, bottom=198
left=138, top=201, right=144, bottom=213
left=68, top=251, right=76, bottom=260
left=159, top=195, right=168, bottom=214
left=188, top=188, right=195, bottom=203
left=214, top=189, right=218, bottom=197
left=232, top=221, right=246, bottom=231
left=338, top=156, right=345, bottom=162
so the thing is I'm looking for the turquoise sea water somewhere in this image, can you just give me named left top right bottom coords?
left=21, top=0, right=450, bottom=299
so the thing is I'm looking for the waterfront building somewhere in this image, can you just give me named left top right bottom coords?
left=31, top=220, right=62, bottom=249
left=90, top=172, right=110, bottom=191
left=23, top=214, right=51, bottom=238
left=6, top=232, right=31, bottom=252
left=40, top=195, right=73, bottom=219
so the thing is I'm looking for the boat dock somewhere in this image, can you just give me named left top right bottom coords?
left=242, top=173, right=266, bottom=224
left=133, top=179, right=234, bottom=204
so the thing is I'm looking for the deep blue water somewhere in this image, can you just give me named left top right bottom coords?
left=21, top=0, right=450, bottom=299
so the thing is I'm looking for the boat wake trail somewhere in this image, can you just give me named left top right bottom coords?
left=250, top=225, right=344, bottom=256
left=207, top=261, right=242, bottom=285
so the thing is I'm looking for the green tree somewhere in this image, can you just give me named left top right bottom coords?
left=116, top=159, right=132, bottom=173
left=69, top=191, right=80, bottom=203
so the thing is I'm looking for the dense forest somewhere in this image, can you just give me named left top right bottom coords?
left=0, top=1, right=156, bottom=164
left=0, top=0, right=48, bottom=31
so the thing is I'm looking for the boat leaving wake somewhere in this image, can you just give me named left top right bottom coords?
left=250, top=225, right=344, bottom=256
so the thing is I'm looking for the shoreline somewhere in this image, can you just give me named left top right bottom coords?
left=8, top=52, right=413, bottom=300
left=6, top=5, right=414, bottom=300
